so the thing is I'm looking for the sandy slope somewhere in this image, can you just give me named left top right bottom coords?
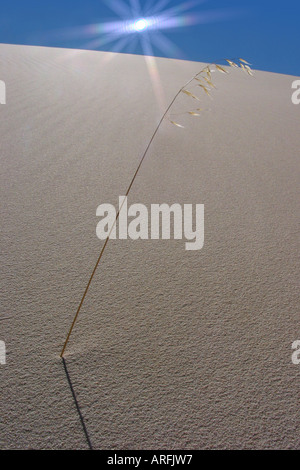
left=0, top=44, right=299, bottom=450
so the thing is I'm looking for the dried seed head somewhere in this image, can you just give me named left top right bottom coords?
left=215, top=64, right=229, bottom=74
left=169, top=120, right=185, bottom=128
left=182, top=90, right=201, bottom=101
left=239, top=58, right=252, bottom=65
left=226, top=59, right=239, bottom=68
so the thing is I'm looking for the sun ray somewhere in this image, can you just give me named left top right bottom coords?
left=124, top=34, right=140, bottom=54
left=105, top=34, right=135, bottom=57
left=158, top=0, right=206, bottom=20
left=129, top=0, right=142, bottom=16
left=82, top=32, right=127, bottom=52
left=150, top=30, right=184, bottom=59
left=140, top=34, right=166, bottom=113
left=42, top=0, right=246, bottom=112
left=146, top=0, right=173, bottom=16
left=103, top=0, right=132, bottom=19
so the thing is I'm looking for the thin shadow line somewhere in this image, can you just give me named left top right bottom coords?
left=62, top=358, right=93, bottom=450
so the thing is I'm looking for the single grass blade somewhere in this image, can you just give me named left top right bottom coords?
left=60, top=56, right=253, bottom=357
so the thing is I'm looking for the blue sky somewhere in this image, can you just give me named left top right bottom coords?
left=0, top=0, right=299, bottom=76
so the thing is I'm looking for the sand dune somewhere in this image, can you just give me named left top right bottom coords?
left=0, top=44, right=299, bottom=449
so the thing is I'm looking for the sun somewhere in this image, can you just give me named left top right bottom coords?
left=67, top=1, right=237, bottom=61
left=57, top=1, right=239, bottom=111
left=133, top=18, right=149, bottom=32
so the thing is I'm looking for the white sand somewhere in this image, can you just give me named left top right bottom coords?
left=0, top=44, right=299, bottom=450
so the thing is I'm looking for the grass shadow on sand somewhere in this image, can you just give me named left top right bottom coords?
left=62, top=358, right=93, bottom=450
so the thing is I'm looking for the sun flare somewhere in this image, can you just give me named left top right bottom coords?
left=133, top=18, right=149, bottom=32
